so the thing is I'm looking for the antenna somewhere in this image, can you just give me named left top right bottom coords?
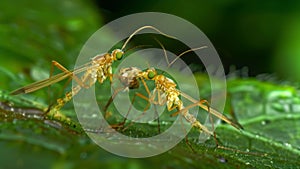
left=121, top=25, right=177, bottom=51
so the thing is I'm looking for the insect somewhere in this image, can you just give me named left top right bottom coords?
left=10, top=26, right=176, bottom=116
left=117, top=66, right=242, bottom=134
left=101, top=41, right=246, bottom=152
left=109, top=65, right=258, bottom=155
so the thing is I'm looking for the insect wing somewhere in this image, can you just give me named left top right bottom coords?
left=10, top=62, right=94, bottom=95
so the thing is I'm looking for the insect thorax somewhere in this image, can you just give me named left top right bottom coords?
left=91, top=53, right=114, bottom=84
left=118, top=67, right=141, bottom=89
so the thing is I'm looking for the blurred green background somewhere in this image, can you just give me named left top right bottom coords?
left=1, top=0, right=300, bottom=169
left=1, top=0, right=300, bottom=87
left=95, top=0, right=300, bottom=81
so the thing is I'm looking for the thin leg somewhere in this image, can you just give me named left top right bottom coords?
left=191, top=99, right=219, bottom=146
left=204, top=100, right=219, bottom=147
left=47, top=85, right=82, bottom=124
left=113, top=77, right=164, bottom=133
left=226, top=92, right=240, bottom=125
left=110, top=92, right=141, bottom=129
left=178, top=111, right=195, bottom=152
left=46, top=60, right=85, bottom=112
left=180, top=92, right=243, bottom=130
left=121, top=92, right=150, bottom=131
left=47, top=60, right=72, bottom=111
left=149, top=89, right=168, bottom=107
left=47, top=60, right=98, bottom=114
left=103, top=86, right=126, bottom=113
left=140, top=77, right=166, bottom=106
left=139, top=77, right=151, bottom=95
left=51, top=61, right=86, bottom=88
left=139, top=81, right=164, bottom=132
left=153, top=105, right=160, bottom=133
left=51, top=85, right=82, bottom=112
left=121, top=92, right=162, bottom=134
left=172, top=99, right=267, bottom=155
left=168, top=99, right=214, bottom=136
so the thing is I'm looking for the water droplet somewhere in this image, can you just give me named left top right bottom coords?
left=147, top=121, right=157, bottom=125
left=218, top=157, right=227, bottom=163
left=284, top=142, right=292, bottom=148
left=44, top=120, right=62, bottom=129
left=245, top=162, right=250, bottom=165
left=33, top=114, right=43, bottom=119
left=161, top=121, right=169, bottom=125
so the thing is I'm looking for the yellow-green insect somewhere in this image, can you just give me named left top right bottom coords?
left=11, top=26, right=176, bottom=114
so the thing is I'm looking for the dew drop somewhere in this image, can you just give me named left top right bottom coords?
left=147, top=121, right=156, bottom=125
left=218, top=157, right=227, bottom=163
left=161, top=121, right=169, bottom=125
left=284, top=142, right=292, bottom=148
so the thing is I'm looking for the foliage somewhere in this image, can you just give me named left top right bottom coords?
left=0, top=0, right=300, bottom=169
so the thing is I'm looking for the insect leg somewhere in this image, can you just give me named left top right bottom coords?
left=180, top=92, right=243, bottom=130
left=140, top=78, right=162, bottom=132
left=226, top=92, right=240, bottom=125
left=51, top=61, right=87, bottom=88
left=49, top=66, right=96, bottom=114
left=179, top=114, right=196, bottom=153
left=103, top=86, right=126, bottom=113
left=120, top=91, right=161, bottom=133
left=47, top=60, right=92, bottom=113
left=111, top=92, right=145, bottom=130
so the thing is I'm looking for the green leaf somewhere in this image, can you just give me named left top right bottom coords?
left=0, top=1, right=300, bottom=169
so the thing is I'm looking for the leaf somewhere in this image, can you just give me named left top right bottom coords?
left=0, top=0, right=101, bottom=90
left=2, top=78, right=300, bottom=169
left=1, top=1, right=300, bottom=169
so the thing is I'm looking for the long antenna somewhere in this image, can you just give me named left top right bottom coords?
left=168, top=46, right=208, bottom=67
left=121, top=25, right=177, bottom=50
left=153, top=37, right=169, bottom=66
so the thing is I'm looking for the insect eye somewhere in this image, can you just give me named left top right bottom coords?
left=116, top=51, right=123, bottom=60
left=147, top=71, right=155, bottom=79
